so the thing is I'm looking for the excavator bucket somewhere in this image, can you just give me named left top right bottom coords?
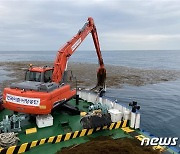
left=91, top=67, right=106, bottom=93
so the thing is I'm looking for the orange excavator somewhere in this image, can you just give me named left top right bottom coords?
left=2, top=17, right=106, bottom=115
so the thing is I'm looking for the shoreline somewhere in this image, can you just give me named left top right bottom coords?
left=0, top=61, right=180, bottom=91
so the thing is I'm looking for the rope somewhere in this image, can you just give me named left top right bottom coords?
left=0, top=132, right=19, bottom=148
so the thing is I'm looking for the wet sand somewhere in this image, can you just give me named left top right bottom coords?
left=0, top=61, right=180, bottom=91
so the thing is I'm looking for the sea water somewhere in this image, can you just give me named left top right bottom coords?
left=0, top=50, right=180, bottom=149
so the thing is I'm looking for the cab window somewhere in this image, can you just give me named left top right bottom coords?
left=25, top=71, right=41, bottom=82
left=44, top=70, right=53, bottom=83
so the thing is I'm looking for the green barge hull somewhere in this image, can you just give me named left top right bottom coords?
left=0, top=98, right=179, bottom=154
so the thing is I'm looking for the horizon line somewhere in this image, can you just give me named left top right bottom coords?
left=0, top=49, right=180, bottom=52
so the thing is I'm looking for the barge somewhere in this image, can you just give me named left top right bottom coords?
left=0, top=90, right=179, bottom=154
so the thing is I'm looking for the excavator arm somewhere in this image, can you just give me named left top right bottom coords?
left=52, top=17, right=106, bottom=90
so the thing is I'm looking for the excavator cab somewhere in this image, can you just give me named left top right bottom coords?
left=25, top=66, right=53, bottom=83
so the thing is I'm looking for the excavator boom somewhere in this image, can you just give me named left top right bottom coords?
left=52, top=17, right=106, bottom=90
